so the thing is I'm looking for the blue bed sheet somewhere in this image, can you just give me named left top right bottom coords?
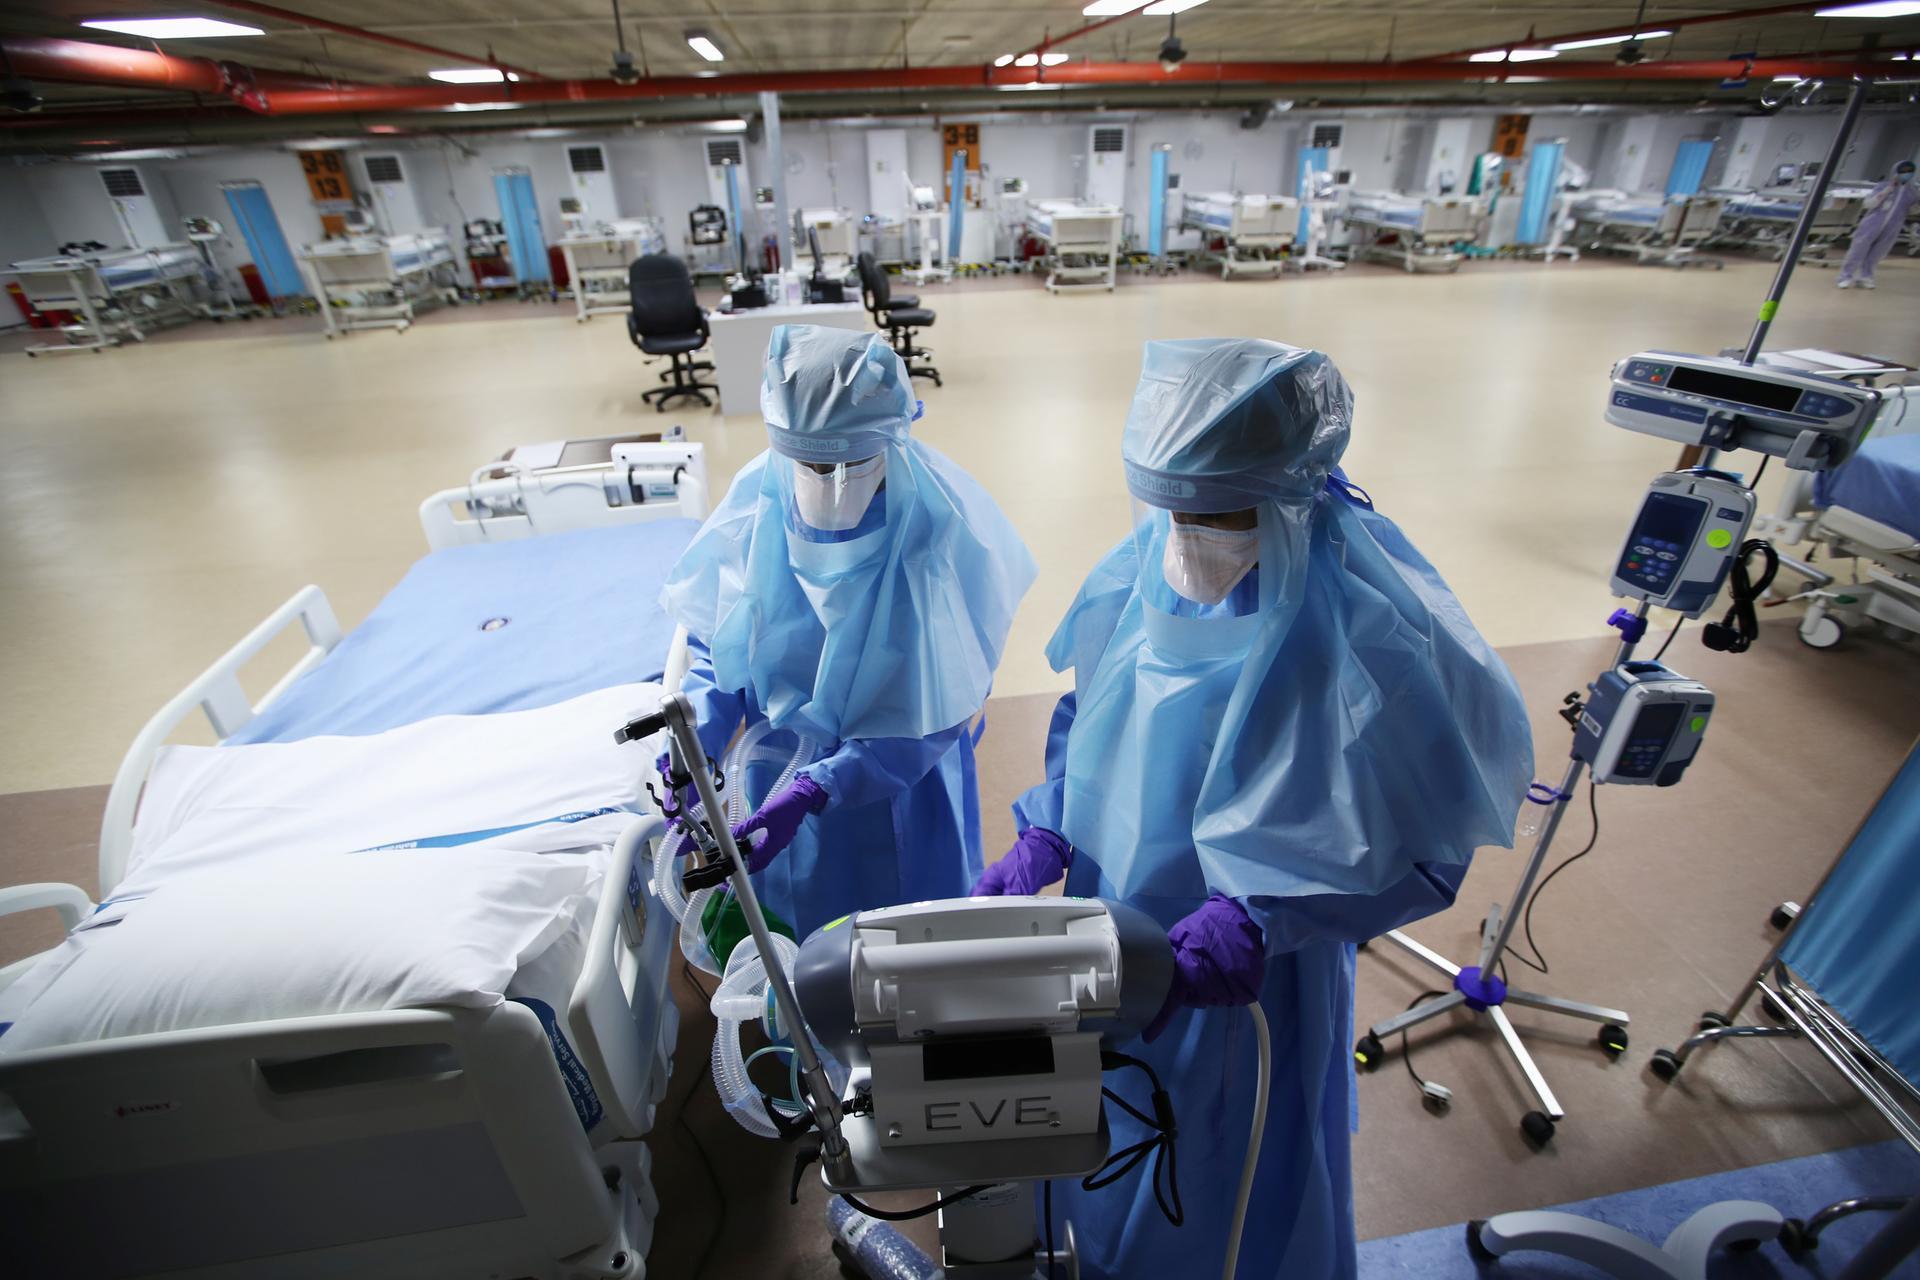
left=1814, top=434, right=1920, bottom=541
left=230, top=519, right=699, bottom=745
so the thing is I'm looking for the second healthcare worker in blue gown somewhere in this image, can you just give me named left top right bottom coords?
left=662, top=324, right=1037, bottom=937
left=975, top=339, right=1534, bottom=1279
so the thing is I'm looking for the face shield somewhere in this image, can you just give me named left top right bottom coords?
left=790, top=454, right=887, bottom=536
left=1133, top=500, right=1264, bottom=618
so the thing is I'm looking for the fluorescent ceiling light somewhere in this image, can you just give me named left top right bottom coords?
left=83, top=147, right=187, bottom=160
left=1081, top=0, right=1150, bottom=15
left=994, top=53, right=1015, bottom=66
left=1552, top=30, right=1672, bottom=50
left=81, top=17, right=263, bottom=38
left=709, top=117, right=749, bottom=131
left=1815, top=0, right=1920, bottom=15
left=442, top=101, right=518, bottom=112
left=429, top=68, right=518, bottom=83
left=1468, top=51, right=1509, bottom=62
left=1142, top=0, right=1212, bottom=13
left=1015, top=52, right=1040, bottom=66
left=1041, top=52, right=1071, bottom=65
left=1771, top=74, right=1808, bottom=81
left=1506, top=48, right=1559, bottom=61
left=686, top=32, right=725, bottom=61
left=997, top=82, right=1066, bottom=91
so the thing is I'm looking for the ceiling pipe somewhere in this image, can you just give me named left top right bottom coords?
left=207, top=0, right=546, bottom=79
left=0, top=36, right=350, bottom=110
left=1414, top=1, right=1835, bottom=64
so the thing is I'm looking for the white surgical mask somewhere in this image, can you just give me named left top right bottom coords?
left=1164, top=522, right=1259, bottom=605
left=1898, top=171, right=1914, bottom=184
left=793, top=454, right=885, bottom=532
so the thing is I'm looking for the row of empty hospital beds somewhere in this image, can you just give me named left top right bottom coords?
left=0, top=435, right=717, bottom=1278
left=298, top=228, right=463, bottom=337
left=4, top=243, right=212, bottom=355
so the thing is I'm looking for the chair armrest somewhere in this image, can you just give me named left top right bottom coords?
left=0, top=883, right=94, bottom=930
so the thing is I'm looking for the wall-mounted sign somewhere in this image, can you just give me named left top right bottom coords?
left=298, top=150, right=353, bottom=205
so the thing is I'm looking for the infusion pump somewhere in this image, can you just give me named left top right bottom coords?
left=1606, top=351, right=1879, bottom=471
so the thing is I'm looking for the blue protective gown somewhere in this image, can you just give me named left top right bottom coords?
left=1016, top=481, right=1531, bottom=1280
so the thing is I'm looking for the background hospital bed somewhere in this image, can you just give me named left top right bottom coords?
left=298, top=228, right=461, bottom=337
left=1707, top=185, right=1870, bottom=262
left=0, top=438, right=709, bottom=1279
left=1567, top=191, right=1726, bottom=268
left=1027, top=198, right=1123, bottom=292
left=5, top=243, right=207, bottom=356
left=1178, top=191, right=1297, bottom=278
left=1751, top=359, right=1920, bottom=651
left=1342, top=190, right=1477, bottom=272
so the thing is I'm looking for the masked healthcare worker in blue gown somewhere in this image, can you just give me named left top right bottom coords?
left=974, top=339, right=1534, bottom=1279
left=661, top=324, right=1037, bottom=939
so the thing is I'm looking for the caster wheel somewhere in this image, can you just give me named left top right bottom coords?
left=1800, top=615, right=1845, bottom=649
left=1465, top=1219, right=1496, bottom=1261
left=1598, top=1023, right=1629, bottom=1056
left=1649, top=1049, right=1681, bottom=1081
left=1779, top=1217, right=1813, bottom=1257
left=1354, top=1033, right=1384, bottom=1071
left=1521, top=1111, right=1555, bottom=1146
left=26, top=350, right=38, bottom=358
left=1698, top=1012, right=1730, bottom=1032
left=1770, top=903, right=1798, bottom=931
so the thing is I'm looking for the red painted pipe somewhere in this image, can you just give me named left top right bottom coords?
left=207, top=0, right=545, bottom=79
left=2, top=36, right=233, bottom=95
left=1415, top=1, right=1835, bottom=63
left=255, top=55, right=1889, bottom=114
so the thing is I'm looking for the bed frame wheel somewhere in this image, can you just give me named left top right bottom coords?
left=1699, top=1011, right=1731, bottom=1032
left=1800, top=615, right=1845, bottom=649
left=1354, top=1032, right=1385, bottom=1071
left=1598, top=1023, right=1629, bottom=1056
left=1649, top=1048, right=1681, bottom=1081
left=1521, top=1110, right=1556, bottom=1146
left=1770, top=902, right=1800, bottom=931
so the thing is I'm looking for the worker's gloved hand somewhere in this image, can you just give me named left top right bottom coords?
left=1143, top=894, right=1266, bottom=1043
left=970, top=827, right=1073, bottom=896
left=732, top=774, right=830, bottom=873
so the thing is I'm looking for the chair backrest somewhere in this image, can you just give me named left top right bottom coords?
left=629, top=253, right=704, bottom=337
left=856, top=251, right=890, bottom=315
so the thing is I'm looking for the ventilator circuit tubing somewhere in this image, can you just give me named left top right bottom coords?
left=710, top=932, right=807, bottom=1139
left=652, top=718, right=816, bottom=973
left=1223, top=1002, right=1271, bottom=1280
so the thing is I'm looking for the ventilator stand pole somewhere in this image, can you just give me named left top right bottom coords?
left=650, top=693, right=850, bottom=1175
left=1362, top=603, right=1644, bottom=1146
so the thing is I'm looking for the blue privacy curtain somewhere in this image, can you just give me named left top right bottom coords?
left=1666, top=139, right=1714, bottom=197
left=1295, top=146, right=1330, bottom=241
left=948, top=148, right=967, bottom=261
left=1516, top=141, right=1565, bottom=245
left=221, top=182, right=305, bottom=298
left=1781, top=742, right=1920, bottom=1089
left=1148, top=146, right=1169, bottom=257
left=493, top=169, right=550, bottom=285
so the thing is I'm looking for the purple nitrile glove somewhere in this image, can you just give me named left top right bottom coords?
left=970, top=827, right=1073, bottom=896
left=1143, top=893, right=1266, bottom=1043
left=731, top=774, right=830, bottom=873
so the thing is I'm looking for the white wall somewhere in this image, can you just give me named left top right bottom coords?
left=0, top=166, right=60, bottom=327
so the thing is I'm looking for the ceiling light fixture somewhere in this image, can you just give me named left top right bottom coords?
left=1081, top=0, right=1151, bottom=15
left=1506, top=48, right=1559, bottom=61
left=81, top=17, right=263, bottom=38
left=429, top=68, right=519, bottom=83
left=1142, top=0, right=1211, bottom=13
left=1552, top=30, right=1673, bottom=50
left=996, top=82, right=1067, bottom=91
left=1041, top=52, right=1071, bottom=65
left=685, top=30, right=725, bottom=61
left=1015, top=52, right=1040, bottom=66
left=994, top=53, right=1015, bottom=66
left=1814, top=0, right=1920, bottom=15
left=709, top=117, right=749, bottom=131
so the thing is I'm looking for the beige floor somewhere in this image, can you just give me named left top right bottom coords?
left=1, top=255, right=1915, bottom=794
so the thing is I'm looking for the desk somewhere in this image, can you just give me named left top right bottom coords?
left=708, top=301, right=869, bottom=416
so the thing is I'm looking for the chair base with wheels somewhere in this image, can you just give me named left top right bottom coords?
left=640, top=339, right=716, bottom=412
left=883, top=317, right=939, bottom=387
left=857, top=251, right=941, bottom=387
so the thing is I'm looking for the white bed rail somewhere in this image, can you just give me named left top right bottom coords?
left=418, top=441, right=709, bottom=552
left=0, top=884, right=93, bottom=991
left=97, top=584, right=342, bottom=895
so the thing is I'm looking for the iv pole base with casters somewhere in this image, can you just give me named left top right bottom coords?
left=1356, top=607, right=1651, bottom=1147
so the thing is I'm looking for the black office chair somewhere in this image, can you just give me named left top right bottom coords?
left=856, top=252, right=939, bottom=387
left=627, top=254, right=717, bottom=411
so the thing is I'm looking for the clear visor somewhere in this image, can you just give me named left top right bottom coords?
left=790, top=454, right=886, bottom=536
left=1132, top=498, right=1263, bottom=619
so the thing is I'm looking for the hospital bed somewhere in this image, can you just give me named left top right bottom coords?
left=1027, top=198, right=1124, bottom=292
left=1707, top=184, right=1870, bottom=262
left=0, top=436, right=711, bottom=1279
left=1565, top=190, right=1727, bottom=269
left=298, top=228, right=461, bottom=337
left=558, top=219, right=668, bottom=324
left=5, top=243, right=207, bottom=356
left=1178, top=191, right=1298, bottom=279
left=1341, top=190, right=1478, bottom=273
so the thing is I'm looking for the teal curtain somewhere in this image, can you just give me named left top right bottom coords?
left=1148, top=147, right=1169, bottom=257
left=221, top=183, right=305, bottom=298
left=1666, top=140, right=1714, bottom=197
left=493, top=170, right=550, bottom=285
left=1516, top=141, right=1565, bottom=245
left=948, top=149, right=967, bottom=260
